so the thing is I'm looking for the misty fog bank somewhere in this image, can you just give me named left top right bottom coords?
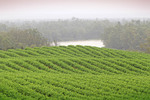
left=0, top=18, right=150, bottom=53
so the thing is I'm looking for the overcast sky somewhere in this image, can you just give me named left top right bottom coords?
left=0, top=0, right=150, bottom=20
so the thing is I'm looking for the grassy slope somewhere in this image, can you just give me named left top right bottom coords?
left=0, top=45, right=150, bottom=100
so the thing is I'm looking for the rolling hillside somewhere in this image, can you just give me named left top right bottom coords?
left=0, top=46, right=150, bottom=100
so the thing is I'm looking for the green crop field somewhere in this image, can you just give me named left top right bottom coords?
left=0, top=45, right=150, bottom=100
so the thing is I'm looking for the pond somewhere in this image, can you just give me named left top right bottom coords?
left=57, top=40, right=104, bottom=48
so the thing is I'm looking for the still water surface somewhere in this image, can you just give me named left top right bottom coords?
left=57, top=40, right=104, bottom=48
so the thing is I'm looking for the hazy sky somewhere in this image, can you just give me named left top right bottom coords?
left=0, top=0, right=150, bottom=20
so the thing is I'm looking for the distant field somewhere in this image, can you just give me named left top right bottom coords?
left=0, top=46, right=150, bottom=100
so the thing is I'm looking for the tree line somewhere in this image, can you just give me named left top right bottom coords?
left=0, top=18, right=150, bottom=53
left=0, top=18, right=110, bottom=42
left=101, top=20, right=150, bottom=53
left=0, top=28, right=50, bottom=50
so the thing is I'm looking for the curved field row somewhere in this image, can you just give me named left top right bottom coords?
left=0, top=46, right=149, bottom=59
left=0, top=57, right=150, bottom=75
left=1, top=72, right=150, bottom=100
left=0, top=46, right=150, bottom=100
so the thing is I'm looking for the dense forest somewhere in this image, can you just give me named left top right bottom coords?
left=0, top=28, right=50, bottom=50
left=101, top=20, right=150, bottom=53
left=0, top=18, right=110, bottom=41
left=0, top=18, right=150, bottom=53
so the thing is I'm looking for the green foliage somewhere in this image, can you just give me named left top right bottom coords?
left=101, top=20, right=150, bottom=53
left=0, top=46, right=150, bottom=100
left=0, top=28, right=50, bottom=50
left=140, top=37, right=150, bottom=53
